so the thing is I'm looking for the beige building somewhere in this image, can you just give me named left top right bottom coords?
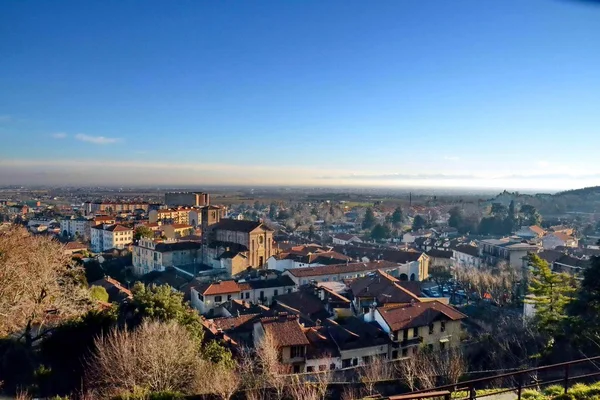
left=161, top=223, right=194, bottom=239
left=132, top=237, right=202, bottom=276
left=366, top=300, right=465, bottom=359
left=283, top=260, right=402, bottom=286
left=148, top=205, right=225, bottom=231
left=165, top=192, right=210, bottom=207
left=90, top=224, right=133, bottom=253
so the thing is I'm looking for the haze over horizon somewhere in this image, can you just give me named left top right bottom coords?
left=1, top=0, right=600, bottom=190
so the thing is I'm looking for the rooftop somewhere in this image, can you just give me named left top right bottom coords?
left=285, top=260, right=399, bottom=278
left=377, top=300, right=466, bottom=331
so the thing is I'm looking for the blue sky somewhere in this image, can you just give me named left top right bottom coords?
left=1, top=0, right=600, bottom=190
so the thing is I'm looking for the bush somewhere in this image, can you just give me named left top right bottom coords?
left=544, top=385, right=565, bottom=397
left=113, top=391, right=184, bottom=400
left=553, top=394, right=575, bottom=400
left=522, top=389, right=548, bottom=400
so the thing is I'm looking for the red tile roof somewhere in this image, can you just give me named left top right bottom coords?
left=286, top=260, right=399, bottom=278
left=261, top=314, right=310, bottom=347
left=64, top=241, right=88, bottom=251
left=196, top=280, right=241, bottom=296
left=377, top=301, right=466, bottom=332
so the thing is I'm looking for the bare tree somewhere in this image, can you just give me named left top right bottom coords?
left=361, top=356, right=393, bottom=396
left=287, top=375, right=320, bottom=400
left=340, top=386, right=363, bottom=400
left=255, top=329, right=289, bottom=399
left=87, top=320, right=209, bottom=398
left=435, top=348, right=467, bottom=387
left=211, top=362, right=241, bottom=400
left=0, top=226, right=91, bottom=345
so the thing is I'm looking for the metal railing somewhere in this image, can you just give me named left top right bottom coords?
left=389, top=356, right=600, bottom=400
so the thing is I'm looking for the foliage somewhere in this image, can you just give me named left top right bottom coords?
left=202, top=339, right=235, bottom=369
left=0, top=338, right=37, bottom=394
left=429, top=265, right=453, bottom=292
left=87, top=321, right=209, bottom=398
left=0, top=226, right=91, bottom=345
left=90, top=285, right=110, bottom=303
left=412, top=215, right=427, bottom=231
left=566, top=256, right=600, bottom=346
left=391, top=207, right=403, bottom=227
left=521, top=204, right=542, bottom=226
left=362, top=207, right=376, bottom=230
left=370, top=223, right=391, bottom=241
left=83, top=260, right=105, bottom=283
left=527, top=254, right=576, bottom=337
left=134, top=226, right=154, bottom=240
left=128, top=283, right=204, bottom=343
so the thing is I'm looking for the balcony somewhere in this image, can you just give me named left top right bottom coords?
left=392, top=336, right=423, bottom=348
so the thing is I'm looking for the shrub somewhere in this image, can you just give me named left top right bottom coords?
left=543, top=385, right=565, bottom=397
left=522, top=389, right=548, bottom=400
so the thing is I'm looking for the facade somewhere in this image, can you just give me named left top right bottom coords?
left=515, top=225, right=546, bottom=239
left=238, top=276, right=296, bottom=305
left=132, top=237, right=202, bottom=276
left=367, top=300, right=465, bottom=358
left=478, top=238, right=539, bottom=268
left=148, top=205, right=225, bottom=230
left=283, top=260, right=401, bottom=286
left=542, top=233, right=578, bottom=250
left=332, top=233, right=363, bottom=246
left=165, top=192, right=210, bottom=207
left=60, top=217, right=92, bottom=240
left=90, top=224, right=133, bottom=253
left=267, top=248, right=351, bottom=271
left=203, top=219, right=275, bottom=272
left=190, top=280, right=242, bottom=315
left=85, top=201, right=149, bottom=215
left=451, top=244, right=482, bottom=268
left=161, top=223, right=194, bottom=239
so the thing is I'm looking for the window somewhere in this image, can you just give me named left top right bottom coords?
left=362, top=356, right=371, bottom=364
left=441, top=321, right=446, bottom=332
left=319, top=365, right=326, bottom=372
left=245, top=292, right=250, bottom=299
left=392, top=350, right=398, bottom=359
left=413, top=327, right=419, bottom=337
left=402, top=348, right=408, bottom=357
left=274, top=289, right=278, bottom=296
left=427, top=344, right=434, bottom=351
left=227, top=294, right=232, bottom=301
left=403, top=330, right=408, bottom=341
left=287, top=288, right=292, bottom=294
left=330, top=363, right=336, bottom=371
left=342, top=359, right=352, bottom=368
left=440, top=341, right=446, bottom=351
left=259, top=291, right=265, bottom=300
left=429, top=323, right=434, bottom=335
left=352, top=358, right=358, bottom=366
left=306, top=366, right=314, bottom=373
left=215, top=295, right=222, bottom=303
left=290, top=346, right=305, bottom=358
left=293, top=365, right=301, bottom=373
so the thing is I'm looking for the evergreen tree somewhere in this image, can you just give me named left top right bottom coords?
left=362, top=207, right=376, bottom=230
left=527, top=254, right=575, bottom=337
left=371, top=223, right=391, bottom=241
left=412, top=215, right=427, bottom=231
left=391, top=207, right=404, bottom=227
left=134, top=225, right=154, bottom=240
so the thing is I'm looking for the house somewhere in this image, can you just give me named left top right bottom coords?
left=334, top=246, right=430, bottom=281
left=90, top=276, right=132, bottom=303
left=426, top=249, right=453, bottom=269
left=94, top=215, right=116, bottom=225
left=63, top=241, right=89, bottom=255
left=203, top=219, right=275, bottom=272
left=132, top=237, right=203, bottom=276
left=190, top=280, right=242, bottom=315
left=451, top=244, right=482, bottom=268
left=273, top=288, right=333, bottom=324
left=402, top=230, right=433, bottom=244
left=253, top=314, right=311, bottom=373
left=238, top=275, right=296, bottom=305
left=542, top=232, right=578, bottom=250
left=350, top=270, right=421, bottom=314
left=60, top=217, right=92, bottom=240
left=282, top=260, right=401, bottom=286
left=366, top=300, right=466, bottom=358
left=549, top=225, right=574, bottom=236
left=90, top=224, right=133, bottom=253
left=161, top=223, right=194, bottom=239
left=478, top=238, right=539, bottom=268
left=332, top=233, right=363, bottom=246
left=552, top=254, right=590, bottom=275
left=267, top=245, right=351, bottom=271
left=515, top=226, right=546, bottom=240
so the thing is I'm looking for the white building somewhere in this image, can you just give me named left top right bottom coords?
left=451, top=244, right=482, bottom=268
left=90, top=224, right=133, bottom=253
left=542, top=232, right=578, bottom=250
left=332, top=233, right=363, bottom=246
left=132, top=237, right=202, bottom=276
left=60, top=217, right=91, bottom=239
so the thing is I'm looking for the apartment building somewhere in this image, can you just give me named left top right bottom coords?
left=478, top=237, right=539, bottom=268
left=84, top=201, right=150, bottom=214
left=366, top=300, right=466, bottom=358
left=60, top=217, right=92, bottom=239
left=132, top=237, right=202, bottom=276
left=165, top=191, right=210, bottom=207
left=148, top=205, right=225, bottom=230
left=90, top=224, right=133, bottom=253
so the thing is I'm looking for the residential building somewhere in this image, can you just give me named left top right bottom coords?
left=161, top=223, right=194, bottom=239
left=63, top=241, right=89, bottom=255
left=84, top=201, right=150, bottom=215
left=542, top=232, right=578, bottom=250
left=282, top=260, right=401, bottom=286
left=94, top=215, right=116, bottom=225
left=549, top=225, right=574, bottom=236
left=203, top=219, right=275, bottom=271
left=238, top=275, right=296, bottom=305
left=515, top=225, right=546, bottom=240
left=334, top=245, right=430, bottom=281
left=478, top=238, right=539, bottom=268
left=350, top=270, right=421, bottom=314
left=426, top=249, right=453, bottom=269
left=190, top=280, right=242, bottom=315
left=332, top=233, right=363, bottom=246
left=165, top=191, right=210, bottom=207
left=90, top=224, right=133, bottom=253
left=132, top=237, right=202, bottom=276
left=253, top=314, right=310, bottom=373
left=148, top=205, right=225, bottom=230
left=267, top=245, right=351, bottom=271
left=451, top=244, right=482, bottom=268
left=60, top=217, right=92, bottom=239
left=366, top=300, right=466, bottom=357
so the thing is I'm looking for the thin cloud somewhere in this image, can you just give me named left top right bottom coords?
left=444, top=156, right=460, bottom=162
left=75, top=133, right=121, bottom=144
left=51, top=132, right=68, bottom=139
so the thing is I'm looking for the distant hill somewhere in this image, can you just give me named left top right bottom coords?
left=556, top=186, right=600, bottom=196
left=487, top=187, right=600, bottom=216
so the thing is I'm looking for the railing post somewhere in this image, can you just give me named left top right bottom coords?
left=517, top=372, right=523, bottom=400
left=445, top=392, right=452, bottom=400
left=564, top=364, right=570, bottom=394
left=469, top=385, right=476, bottom=400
